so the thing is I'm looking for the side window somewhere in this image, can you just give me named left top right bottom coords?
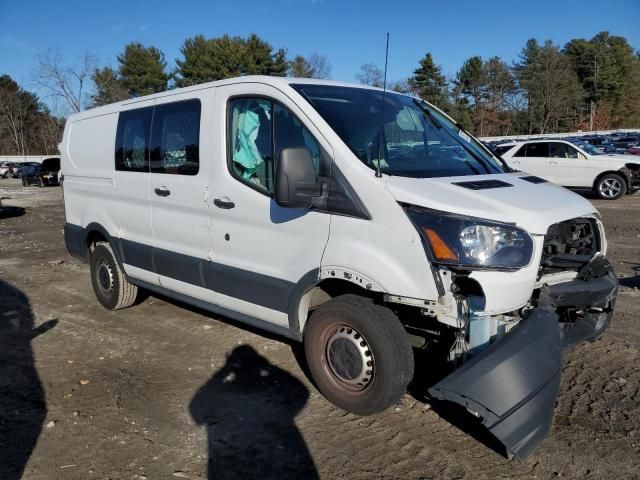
left=274, top=103, right=321, bottom=171
left=115, top=107, right=152, bottom=172
left=549, top=143, right=568, bottom=158
left=513, top=145, right=527, bottom=157
left=565, top=145, right=580, bottom=159
left=228, top=97, right=322, bottom=194
left=228, top=98, right=274, bottom=192
left=150, top=99, right=201, bottom=175
left=495, top=145, right=514, bottom=156
left=525, top=142, right=549, bottom=158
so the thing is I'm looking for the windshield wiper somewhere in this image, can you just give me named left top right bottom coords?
left=413, top=99, right=442, bottom=129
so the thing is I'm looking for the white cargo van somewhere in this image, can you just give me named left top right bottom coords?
left=61, top=77, right=618, bottom=460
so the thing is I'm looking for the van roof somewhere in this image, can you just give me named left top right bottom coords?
left=70, top=76, right=392, bottom=121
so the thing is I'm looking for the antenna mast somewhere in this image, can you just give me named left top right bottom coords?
left=375, top=32, right=390, bottom=178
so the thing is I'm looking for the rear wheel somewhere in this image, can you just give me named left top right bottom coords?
left=304, top=295, right=414, bottom=415
left=595, top=173, right=626, bottom=200
left=90, top=242, right=138, bottom=310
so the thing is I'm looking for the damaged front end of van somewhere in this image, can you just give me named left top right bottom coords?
left=401, top=204, right=617, bottom=461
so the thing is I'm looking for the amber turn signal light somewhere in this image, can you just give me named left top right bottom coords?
left=424, top=228, right=458, bottom=261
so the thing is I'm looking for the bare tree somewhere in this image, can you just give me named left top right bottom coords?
left=0, top=92, right=29, bottom=154
left=306, top=53, right=332, bottom=79
left=289, top=53, right=332, bottom=79
left=0, top=76, right=38, bottom=155
left=356, top=63, right=384, bottom=87
left=34, top=49, right=97, bottom=114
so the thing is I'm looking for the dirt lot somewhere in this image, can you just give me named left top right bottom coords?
left=1, top=179, right=639, bottom=480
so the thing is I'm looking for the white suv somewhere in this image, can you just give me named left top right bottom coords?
left=500, top=139, right=640, bottom=199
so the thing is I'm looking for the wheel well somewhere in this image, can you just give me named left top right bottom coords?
left=593, top=170, right=628, bottom=190
left=297, top=278, right=383, bottom=333
left=86, top=230, right=107, bottom=253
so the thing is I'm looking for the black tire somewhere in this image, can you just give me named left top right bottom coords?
left=21, top=176, right=27, bottom=186
left=90, top=242, right=138, bottom=310
left=595, top=173, right=627, bottom=200
left=304, top=295, right=414, bottom=415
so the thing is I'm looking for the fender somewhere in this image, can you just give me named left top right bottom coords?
left=64, top=222, right=124, bottom=268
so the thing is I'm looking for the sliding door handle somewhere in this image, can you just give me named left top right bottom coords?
left=154, top=187, right=171, bottom=197
left=214, top=197, right=235, bottom=209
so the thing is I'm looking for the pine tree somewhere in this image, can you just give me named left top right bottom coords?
left=174, top=34, right=288, bottom=85
left=90, top=67, right=128, bottom=106
left=409, top=53, right=448, bottom=108
left=455, top=56, right=484, bottom=109
left=117, top=43, right=169, bottom=96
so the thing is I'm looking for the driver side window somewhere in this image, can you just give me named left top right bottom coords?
left=228, top=97, right=322, bottom=195
left=565, top=145, right=580, bottom=159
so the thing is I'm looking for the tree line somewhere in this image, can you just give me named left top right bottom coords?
left=1, top=31, right=638, bottom=155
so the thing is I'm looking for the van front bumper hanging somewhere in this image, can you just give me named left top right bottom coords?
left=428, top=269, right=617, bottom=461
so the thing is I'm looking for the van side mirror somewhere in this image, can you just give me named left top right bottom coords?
left=274, top=147, right=323, bottom=208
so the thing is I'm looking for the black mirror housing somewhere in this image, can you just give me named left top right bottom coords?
left=274, top=147, right=323, bottom=209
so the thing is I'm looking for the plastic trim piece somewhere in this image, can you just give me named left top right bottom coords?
left=428, top=293, right=562, bottom=461
left=64, top=222, right=318, bottom=323
left=129, top=278, right=300, bottom=341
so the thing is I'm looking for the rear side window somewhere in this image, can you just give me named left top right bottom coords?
left=524, top=142, right=549, bottom=158
left=150, top=99, right=201, bottom=175
left=495, top=145, right=515, bottom=156
left=115, top=107, right=153, bottom=172
left=549, top=143, right=568, bottom=158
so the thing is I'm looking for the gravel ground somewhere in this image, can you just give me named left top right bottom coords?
left=1, top=179, right=639, bottom=480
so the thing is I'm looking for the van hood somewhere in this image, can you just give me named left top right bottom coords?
left=385, top=173, right=597, bottom=235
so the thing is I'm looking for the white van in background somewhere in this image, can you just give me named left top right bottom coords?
left=61, top=76, right=618, bottom=460
left=499, top=139, right=640, bottom=199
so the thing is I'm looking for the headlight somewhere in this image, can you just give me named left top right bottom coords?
left=405, top=207, right=534, bottom=270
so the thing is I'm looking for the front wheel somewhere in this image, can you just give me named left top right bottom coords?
left=90, top=242, right=138, bottom=310
left=595, top=173, right=627, bottom=200
left=304, top=295, right=414, bottom=415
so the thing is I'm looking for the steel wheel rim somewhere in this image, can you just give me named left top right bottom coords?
left=599, top=178, right=622, bottom=198
left=97, top=259, right=115, bottom=295
left=325, top=324, right=374, bottom=392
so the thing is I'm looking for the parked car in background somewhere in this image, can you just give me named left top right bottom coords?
left=628, top=141, right=640, bottom=156
left=608, top=135, right=640, bottom=154
left=23, top=157, right=61, bottom=187
left=1, top=162, right=16, bottom=178
left=15, top=162, right=41, bottom=183
left=500, top=139, right=640, bottom=199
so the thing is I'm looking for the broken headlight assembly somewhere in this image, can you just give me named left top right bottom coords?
left=405, top=207, right=534, bottom=270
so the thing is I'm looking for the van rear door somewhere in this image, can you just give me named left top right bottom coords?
left=114, top=104, right=158, bottom=285
left=148, top=92, right=213, bottom=296
left=510, top=142, right=550, bottom=179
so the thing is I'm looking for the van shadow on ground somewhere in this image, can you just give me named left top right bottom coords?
left=190, top=345, right=318, bottom=480
left=0, top=279, right=57, bottom=480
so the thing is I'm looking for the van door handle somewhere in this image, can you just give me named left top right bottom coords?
left=214, top=197, right=235, bottom=209
left=154, top=187, right=171, bottom=197
left=549, top=161, right=558, bottom=165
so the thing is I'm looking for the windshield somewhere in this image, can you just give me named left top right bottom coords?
left=291, top=84, right=505, bottom=178
left=572, top=141, right=601, bottom=155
